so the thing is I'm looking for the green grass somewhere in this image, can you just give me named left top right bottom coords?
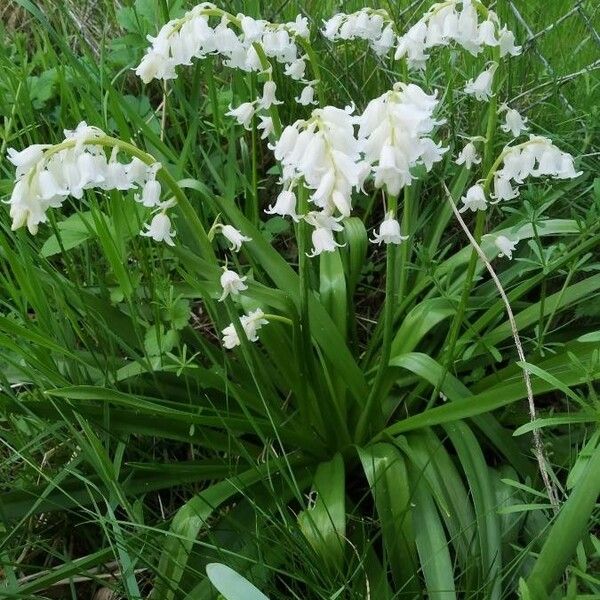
left=1, top=0, right=600, bottom=599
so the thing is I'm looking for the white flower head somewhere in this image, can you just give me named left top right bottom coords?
left=257, top=115, right=274, bottom=140
left=257, top=80, right=282, bottom=110
left=459, top=183, right=487, bottom=213
left=219, top=224, right=252, bottom=252
left=500, top=104, right=528, bottom=138
left=455, top=141, right=481, bottom=170
left=222, top=308, right=268, bottom=348
left=464, top=63, right=498, bottom=101
left=265, top=189, right=299, bottom=221
left=494, top=234, right=517, bottom=259
left=7, top=144, right=49, bottom=178
left=135, top=178, right=162, bottom=207
left=219, top=268, right=248, bottom=301
left=307, top=226, right=344, bottom=257
left=226, top=102, right=256, bottom=129
left=370, top=212, right=408, bottom=245
left=296, top=84, right=318, bottom=106
left=141, top=212, right=176, bottom=246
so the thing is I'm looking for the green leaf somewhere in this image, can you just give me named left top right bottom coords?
left=297, top=453, right=346, bottom=572
left=358, top=443, right=419, bottom=591
left=206, top=563, right=270, bottom=600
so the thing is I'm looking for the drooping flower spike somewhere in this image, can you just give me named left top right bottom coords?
left=6, top=121, right=166, bottom=238
left=395, top=0, right=521, bottom=71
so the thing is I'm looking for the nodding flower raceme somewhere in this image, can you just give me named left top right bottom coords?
left=322, top=8, right=396, bottom=56
left=357, top=83, right=446, bottom=196
left=459, top=183, right=487, bottom=212
left=370, top=212, right=408, bottom=245
left=217, top=224, right=252, bottom=252
left=464, top=62, right=497, bottom=101
left=221, top=308, right=268, bottom=348
left=455, top=141, right=481, bottom=169
left=219, top=268, right=248, bottom=301
left=135, top=4, right=316, bottom=100
left=6, top=121, right=165, bottom=238
left=272, top=104, right=368, bottom=222
left=395, top=0, right=521, bottom=70
left=493, top=234, right=518, bottom=260
left=490, top=136, right=581, bottom=203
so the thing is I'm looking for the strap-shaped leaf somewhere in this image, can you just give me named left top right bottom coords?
left=358, top=443, right=419, bottom=591
left=297, top=453, right=346, bottom=572
left=206, top=563, right=270, bottom=600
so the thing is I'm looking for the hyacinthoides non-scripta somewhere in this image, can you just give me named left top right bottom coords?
left=6, top=1, right=581, bottom=464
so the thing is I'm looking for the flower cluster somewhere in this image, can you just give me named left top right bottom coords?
left=271, top=105, right=369, bottom=249
left=222, top=308, right=268, bottom=349
left=6, top=122, right=166, bottom=238
left=322, top=9, right=396, bottom=56
left=395, top=0, right=521, bottom=70
left=459, top=136, right=580, bottom=214
left=135, top=3, right=310, bottom=83
left=357, top=83, right=445, bottom=196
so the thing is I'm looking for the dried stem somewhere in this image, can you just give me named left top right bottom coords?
left=443, top=183, right=559, bottom=511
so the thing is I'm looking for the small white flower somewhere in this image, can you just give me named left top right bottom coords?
left=220, top=224, right=252, bottom=252
left=477, top=19, right=498, bottom=47
left=219, top=268, right=248, bottom=301
left=500, top=105, right=528, bottom=138
left=464, top=63, right=497, bottom=101
left=257, top=80, right=282, bottom=110
left=370, top=212, right=408, bottom=245
left=491, top=174, right=519, bottom=202
left=494, top=235, right=517, bottom=259
left=498, top=27, right=521, bottom=57
left=265, top=189, right=299, bottom=221
left=140, top=212, right=176, bottom=246
left=296, top=85, right=317, bottom=106
left=284, top=58, right=306, bottom=80
left=257, top=115, right=274, bottom=140
left=7, top=145, right=49, bottom=178
left=455, top=141, right=481, bottom=170
left=459, top=184, right=487, bottom=212
left=226, top=102, right=256, bottom=129
left=307, top=226, right=344, bottom=257
left=222, top=308, right=268, bottom=348
left=135, top=178, right=162, bottom=207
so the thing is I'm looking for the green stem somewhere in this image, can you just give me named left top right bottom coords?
left=356, top=196, right=399, bottom=444
left=437, top=48, right=501, bottom=393
left=297, top=38, right=326, bottom=105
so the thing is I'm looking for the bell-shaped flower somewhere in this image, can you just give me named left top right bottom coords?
left=219, top=268, right=248, bottom=301
left=296, top=85, right=317, bottom=106
left=500, top=104, right=528, bottom=138
left=140, top=212, right=176, bottom=246
left=7, top=145, right=49, bottom=178
left=491, top=174, right=519, bottom=202
left=498, top=27, right=521, bottom=57
left=257, top=116, right=274, bottom=140
left=135, top=178, right=162, bottom=207
left=307, top=226, right=344, bottom=257
left=494, top=235, right=517, bottom=259
left=265, top=189, right=299, bottom=221
left=222, top=308, right=268, bottom=348
left=226, top=102, right=256, bottom=129
left=456, top=141, right=481, bottom=169
left=370, top=212, right=408, bottom=245
left=459, top=184, right=487, bottom=212
left=464, top=63, right=497, bottom=101
left=219, top=224, right=252, bottom=252
left=284, top=58, right=306, bottom=80
left=257, top=80, right=282, bottom=110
